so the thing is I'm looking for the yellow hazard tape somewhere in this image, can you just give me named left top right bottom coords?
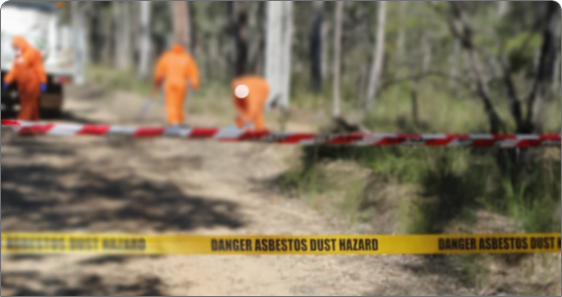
left=1, top=233, right=560, bottom=255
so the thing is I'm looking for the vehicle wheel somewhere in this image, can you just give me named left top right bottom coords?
left=1, top=85, right=19, bottom=119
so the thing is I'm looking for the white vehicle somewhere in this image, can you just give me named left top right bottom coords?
left=1, top=1, right=84, bottom=118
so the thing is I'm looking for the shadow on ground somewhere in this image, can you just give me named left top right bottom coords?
left=1, top=271, right=168, bottom=296
left=1, top=132, right=238, bottom=295
left=1, top=137, right=244, bottom=233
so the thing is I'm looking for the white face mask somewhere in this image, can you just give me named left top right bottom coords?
left=234, top=84, right=250, bottom=99
left=14, top=49, right=21, bottom=57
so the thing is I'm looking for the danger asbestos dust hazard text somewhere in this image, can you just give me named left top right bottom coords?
left=1, top=233, right=560, bottom=255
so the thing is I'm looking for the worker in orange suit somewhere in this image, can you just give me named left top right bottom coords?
left=3, top=36, right=47, bottom=121
left=152, top=43, right=200, bottom=128
left=230, top=75, right=271, bottom=131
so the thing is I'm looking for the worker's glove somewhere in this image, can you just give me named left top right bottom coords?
left=40, top=83, right=47, bottom=93
left=2, top=82, right=9, bottom=90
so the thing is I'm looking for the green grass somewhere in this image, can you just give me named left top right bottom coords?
left=279, top=160, right=369, bottom=226
left=289, top=144, right=561, bottom=234
left=86, top=65, right=153, bottom=96
left=284, top=78, right=561, bottom=234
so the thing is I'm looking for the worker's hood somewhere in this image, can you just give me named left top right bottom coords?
left=170, top=44, right=186, bottom=54
left=12, top=36, right=30, bottom=53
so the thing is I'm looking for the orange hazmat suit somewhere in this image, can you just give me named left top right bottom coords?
left=3, top=36, right=47, bottom=121
left=231, top=75, right=270, bottom=131
left=153, top=44, right=200, bottom=125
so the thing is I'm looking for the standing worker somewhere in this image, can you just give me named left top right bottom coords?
left=152, top=43, right=200, bottom=128
left=2, top=36, right=47, bottom=121
left=231, top=75, right=271, bottom=131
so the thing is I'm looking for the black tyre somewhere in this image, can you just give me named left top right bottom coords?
left=0, top=85, right=19, bottom=119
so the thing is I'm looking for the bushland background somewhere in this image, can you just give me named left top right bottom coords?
left=1, top=1, right=561, bottom=296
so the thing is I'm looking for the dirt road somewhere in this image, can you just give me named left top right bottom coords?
left=1, top=87, right=556, bottom=296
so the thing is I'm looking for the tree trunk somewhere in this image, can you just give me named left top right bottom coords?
left=170, top=1, right=191, bottom=50
left=122, top=2, right=133, bottom=69
left=366, top=1, right=387, bottom=109
left=249, top=1, right=266, bottom=76
left=89, top=2, right=110, bottom=64
left=555, top=18, right=561, bottom=95
left=71, top=1, right=86, bottom=84
left=395, top=1, right=406, bottom=75
left=131, top=2, right=139, bottom=62
left=321, top=11, right=330, bottom=81
left=137, top=1, right=152, bottom=79
left=332, top=1, right=344, bottom=117
left=265, top=1, right=293, bottom=109
left=410, top=81, right=419, bottom=125
left=101, top=7, right=113, bottom=65
left=189, top=2, right=196, bottom=53
left=234, top=1, right=249, bottom=76
left=310, top=1, right=324, bottom=93
left=527, top=1, right=558, bottom=133
left=113, top=1, right=132, bottom=70
left=445, top=2, right=504, bottom=133
left=81, top=2, right=93, bottom=66
left=497, top=1, right=509, bottom=18
left=112, top=1, right=120, bottom=65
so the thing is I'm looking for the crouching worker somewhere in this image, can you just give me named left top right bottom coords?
left=230, top=75, right=273, bottom=131
left=152, top=43, right=200, bottom=128
left=2, top=36, right=47, bottom=121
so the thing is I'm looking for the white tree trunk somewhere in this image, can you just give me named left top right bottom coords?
left=332, top=1, right=344, bottom=117
left=114, top=1, right=132, bottom=70
left=71, top=2, right=85, bottom=84
left=366, top=1, right=387, bottom=109
left=322, top=16, right=330, bottom=80
left=497, top=1, right=509, bottom=18
left=138, top=1, right=152, bottom=79
left=265, top=1, right=293, bottom=109
left=395, top=1, right=406, bottom=73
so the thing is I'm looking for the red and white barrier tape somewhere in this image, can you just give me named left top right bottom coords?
left=2, top=119, right=560, bottom=147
